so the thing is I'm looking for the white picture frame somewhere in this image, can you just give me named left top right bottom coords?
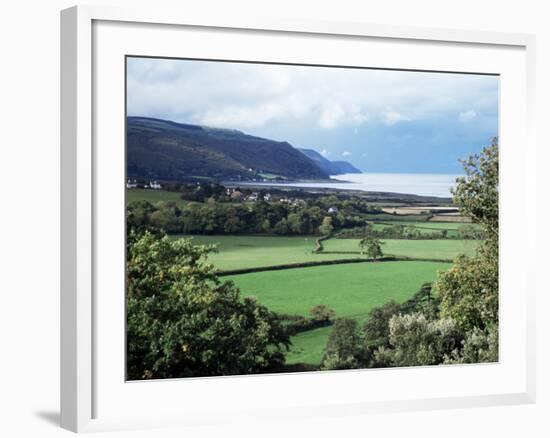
left=60, top=5, right=537, bottom=433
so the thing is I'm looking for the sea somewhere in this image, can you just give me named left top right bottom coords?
left=244, top=173, right=461, bottom=198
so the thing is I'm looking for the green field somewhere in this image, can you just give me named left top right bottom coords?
left=324, top=238, right=477, bottom=261
left=167, top=234, right=474, bottom=366
left=173, top=235, right=476, bottom=271
left=174, top=235, right=366, bottom=271
left=370, top=221, right=480, bottom=237
left=126, top=189, right=188, bottom=208
left=227, top=261, right=450, bottom=365
left=362, top=213, right=431, bottom=222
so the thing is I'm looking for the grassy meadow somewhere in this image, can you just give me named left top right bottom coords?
left=178, top=234, right=477, bottom=271
left=174, top=234, right=365, bottom=271
left=323, top=237, right=478, bottom=260
left=167, top=233, right=477, bottom=366
left=369, top=221, right=481, bottom=238
left=130, top=189, right=482, bottom=369
left=227, top=261, right=450, bottom=365
left=126, top=189, right=188, bottom=208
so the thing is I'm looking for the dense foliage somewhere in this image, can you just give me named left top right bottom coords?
left=321, top=139, right=499, bottom=370
left=434, top=139, right=499, bottom=360
left=126, top=138, right=499, bottom=375
left=126, top=232, right=290, bottom=379
left=320, top=284, right=444, bottom=369
left=387, top=314, right=463, bottom=367
left=127, top=193, right=378, bottom=237
left=320, top=319, right=370, bottom=370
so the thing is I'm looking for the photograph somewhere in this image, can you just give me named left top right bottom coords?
left=125, top=57, right=499, bottom=380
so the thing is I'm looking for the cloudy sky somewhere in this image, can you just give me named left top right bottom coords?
left=127, top=57, right=499, bottom=174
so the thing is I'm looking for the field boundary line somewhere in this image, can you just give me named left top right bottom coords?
left=217, top=256, right=451, bottom=276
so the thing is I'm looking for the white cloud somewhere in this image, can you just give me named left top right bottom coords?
left=459, top=109, right=477, bottom=122
left=383, top=111, right=410, bottom=126
left=318, top=103, right=345, bottom=129
left=342, top=151, right=352, bottom=157
left=126, top=58, right=498, bottom=135
left=320, top=148, right=329, bottom=157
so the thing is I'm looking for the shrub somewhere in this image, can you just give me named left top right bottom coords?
left=310, top=304, right=336, bottom=323
left=444, top=324, right=498, bottom=364
left=126, top=232, right=290, bottom=379
left=388, top=313, right=464, bottom=367
left=320, top=319, right=370, bottom=370
left=362, top=301, right=401, bottom=348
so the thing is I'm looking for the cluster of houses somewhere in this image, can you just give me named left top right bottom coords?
left=224, top=188, right=339, bottom=211
left=226, top=188, right=306, bottom=206
left=126, top=179, right=162, bottom=190
left=279, top=197, right=306, bottom=207
left=226, top=188, right=272, bottom=202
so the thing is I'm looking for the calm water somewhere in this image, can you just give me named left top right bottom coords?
left=247, top=173, right=461, bottom=198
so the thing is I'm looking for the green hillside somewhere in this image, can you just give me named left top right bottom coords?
left=127, top=117, right=330, bottom=182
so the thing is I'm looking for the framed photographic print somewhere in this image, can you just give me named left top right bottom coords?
left=61, top=5, right=536, bottom=433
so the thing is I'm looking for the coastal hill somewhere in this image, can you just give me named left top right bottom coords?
left=127, top=117, right=331, bottom=182
left=298, top=148, right=362, bottom=175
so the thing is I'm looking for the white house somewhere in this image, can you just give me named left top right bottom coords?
left=149, top=181, right=162, bottom=190
left=126, top=179, right=138, bottom=189
left=328, top=206, right=339, bottom=214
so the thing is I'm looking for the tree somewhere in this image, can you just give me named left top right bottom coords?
left=127, top=200, right=157, bottom=234
left=444, top=324, right=498, bottom=364
left=361, top=284, right=439, bottom=359
left=388, top=313, right=463, bottom=367
left=399, top=283, right=440, bottom=320
left=287, top=213, right=304, bottom=234
left=359, top=235, right=384, bottom=260
left=126, top=232, right=290, bottom=379
left=362, top=301, right=401, bottom=348
left=435, top=139, right=499, bottom=332
left=274, top=218, right=290, bottom=235
left=320, top=319, right=370, bottom=370
left=318, top=216, right=334, bottom=236
left=434, top=251, right=498, bottom=331
left=452, top=137, right=498, bottom=239
left=309, top=304, right=336, bottom=323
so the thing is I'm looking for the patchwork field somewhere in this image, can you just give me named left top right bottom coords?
left=167, top=228, right=477, bottom=367
left=173, top=235, right=367, bottom=271
left=370, top=221, right=481, bottom=238
left=173, top=234, right=477, bottom=271
left=323, top=238, right=478, bottom=260
left=126, top=189, right=188, bottom=208
left=227, top=261, right=450, bottom=365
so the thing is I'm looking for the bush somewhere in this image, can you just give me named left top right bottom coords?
left=276, top=313, right=331, bottom=335
left=371, top=346, right=395, bottom=368
left=362, top=284, right=439, bottom=351
left=444, top=324, right=498, bottom=364
left=435, top=247, right=498, bottom=331
left=310, top=304, right=336, bottom=323
left=127, top=232, right=290, bottom=379
left=399, top=283, right=440, bottom=319
left=320, top=319, right=371, bottom=370
left=388, top=313, right=464, bottom=367
left=362, top=301, right=401, bottom=348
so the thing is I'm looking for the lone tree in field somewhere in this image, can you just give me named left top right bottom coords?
left=359, top=235, right=384, bottom=260
left=126, top=231, right=290, bottom=380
